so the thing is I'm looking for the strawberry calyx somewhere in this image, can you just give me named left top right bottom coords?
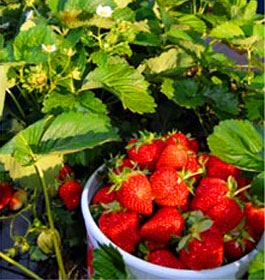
left=108, top=167, right=146, bottom=192
left=177, top=211, right=213, bottom=252
left=126, top=131, right=159, bottom=152
left=90, top=200, right=125, bottom=220
left=225, top=176, right=251, bottom=210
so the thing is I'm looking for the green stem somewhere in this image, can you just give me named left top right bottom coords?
left=234, top=184, right=251, bottom=196
left=0, top=251, right=43, bottom=280
left=193, top=0, right=197, bottom=14
left=97, top=27, right=103, bottom=48
left=6, top=88, right=26, bottom=119
left=34, top=163, right=67, bottom=280
left=247, top=49, right=252, bottom=85
left=194, top=108, right=208, bottom=135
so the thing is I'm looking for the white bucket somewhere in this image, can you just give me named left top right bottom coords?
left=81, top=165, right=264, bottom=279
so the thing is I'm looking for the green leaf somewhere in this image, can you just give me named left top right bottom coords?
left=145, top=49, right=178, bottom=74
left=91, top=244, right=129, bottom=279
left=244, top=92, right=264, bottom=121
left=133, top=32, right=161, bottom=47
left=42, top=91, right=107, bottom=115
left=0, top=65, right=9, bottom=119
left=13, top=24, right=56, bottom=63
left=0, top=112, right=119, bottom=187
left=250, top=172, right=264, bottom=203
left=248, top=250, right=264, bottom=280
left=114, top=0, right=133, bottom=8
left=167, top=26, right=192, bottom=41
left=0, top=154, right=63, bottom=190
left=210, top=21, right=244, bottom=39
left=82, top=60, right=156, bottom=114
left=203, top=86, right=239, bottom=119
left=162, top=79, right=204, bottom=109
left=177, top=15, right=207, bottom=34
left=29, top=246, right=49, bottom=261
left=243, top=0, right=257, bottom=20
left=207, top=120, right=264, bottom=172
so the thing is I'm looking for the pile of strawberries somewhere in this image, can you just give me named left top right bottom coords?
left=90, top=131, right=264, bottom=270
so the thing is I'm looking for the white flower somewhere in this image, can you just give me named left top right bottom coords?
left=41, top=44, right=57, bottom=53
left=25, top=10, right=34, bottom=21
left=96, top=5, right=113, bottom=18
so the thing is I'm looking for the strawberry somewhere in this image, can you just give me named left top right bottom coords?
left=179, top=227, right=224, bottom=270
left=110, top=170, right=153, bottom=215
left=92, top=186, right=117, bottom=205
left=99, top=210, right=141, bottom=253
left=126, top=132, right=163, bottom=171
left=150, top=168, right=189, bottom=207
left=156, top=144, right=188, bottom=170
left=113, top=156, right=134, bottom=174
left=140, top=207, right=184, bottom=243
left=206, top=156, right=241, bottom=181
left=148, top=249, right=186, bottom=269
left=146, top=241, right=167, bottom=252
left=206, top=198, right=243, bottom=234
left=223, top=219, right=256, bottom=262
left=0, top=182, right=14, bottom=210
left=9, top=189, right=28, bottom=211
left=191, top=177, right=244, bottom=234
left=224, top=239, right=254, bottom=262
left=166, top=132, right=190, bottom=148
left=245, top=202, right=265, bottom=237
left=187, top=138, right=200, bottom=153
left=58, top=164, right=73, bottom=181
left=178, top=211, right=224, bottom=270
left=59, top=180, right=83, bottom=211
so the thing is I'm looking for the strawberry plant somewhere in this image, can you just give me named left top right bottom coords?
left=0, top=0, right=264, bottom=279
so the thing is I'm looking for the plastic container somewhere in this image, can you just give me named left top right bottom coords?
left=81, top=165, right=264, bottom=279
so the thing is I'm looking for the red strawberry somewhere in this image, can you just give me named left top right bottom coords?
left=92, top=186, right=117, bottom=205
left=9, top=189, right=28, bottom=211
left=59, top=180, right=83, bottom=211
left=206, top=156, right=241, bottom=181
left=140, top=207, right=184, bottom=243
left=99, top=210, right=141, bottom=253
left=206, top=197, right=243, bottom=234
left=114, top=157, right=134, bottom=174
left=150, top=168, right=189, bottom=207
left=113, top=171, right=153, bottom=215
left=179, top=227, right=224, bottom=270
left=187, top=138, right=200, bottom=153
left=191, top=178, right=228, bottom=212
left=126, top=133, right=163, bottom=170
left=156, top=144, right=188, bottom=170
left=0, top=183, right=14, bottom=210
left=146, top=241, right=167, bottom=252
left=148, top=249, right=186, bottom=269
left=224, top=239, right=255, bottom=262
left=245, top=202, right=265, bottom=237
left=191, top=177, right=243, bottom=234
left=166, top=132, right=190, bottom=148
left=58, top=164, right=73, bottom=180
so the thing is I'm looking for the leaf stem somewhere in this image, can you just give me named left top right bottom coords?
left=6, top=88, right=26, bottom=119
left=34, top=163, right=67, bottom=280
left=247, top=49, right=252, bottom=85
left=0, top=251, right=43, bottom=280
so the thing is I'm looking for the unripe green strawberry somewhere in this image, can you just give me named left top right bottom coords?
left=37, top=229, right=61, bottom=255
